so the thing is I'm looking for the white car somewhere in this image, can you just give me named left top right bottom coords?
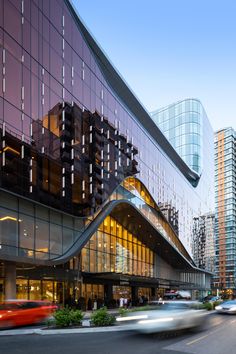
left=215, top=300, right=236, bottom=314
left=116, top=301, right=207, bottom=334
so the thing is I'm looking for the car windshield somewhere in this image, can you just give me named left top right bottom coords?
left=223, top=301, right=236, bottom=305
left=0, top=303, right=21, bottom=310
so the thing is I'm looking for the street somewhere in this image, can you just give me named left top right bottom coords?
left=1, top=313, right=236, bottom=354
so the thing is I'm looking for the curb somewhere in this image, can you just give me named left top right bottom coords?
left=0, top=325, right=128, bottom=336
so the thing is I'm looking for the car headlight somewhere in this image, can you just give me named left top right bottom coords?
left=138, top=317, right=174, bottom=324
left=215, top=306, right=222, bottom=310
left=116, top=315, right=148, bottom=322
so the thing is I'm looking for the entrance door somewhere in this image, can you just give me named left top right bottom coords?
left=113, top=285, right=131, bottom=306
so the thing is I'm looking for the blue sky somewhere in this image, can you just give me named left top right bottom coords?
left=72, top=0, right=236, bottom=131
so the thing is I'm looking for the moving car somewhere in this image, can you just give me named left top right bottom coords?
left=0, top=300, right=57, bottom=329
left=202, top=295, right=222, bottom=304
left=116, top=301, right=207, bottom=334
left=215, top=300, right=236, bottom=314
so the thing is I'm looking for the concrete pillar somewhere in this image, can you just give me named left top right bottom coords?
left=4, top=262, right=16, bottom=300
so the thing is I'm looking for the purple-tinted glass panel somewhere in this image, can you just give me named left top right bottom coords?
left=50, top=91, right=61, bottom=111
left=72, top=22, right=83, bottom=58
left=4, top=1, right=21, bottom=45
left=64, top=62, right=72, bottom=92
left=42, top=0, right=50, bottom=19
left=42, top=39, right=50, bottom=72
left=50, top=76, right=62, bottom=98
left=5, top=52, right=21, bottom=109
left=31, top=27, right=39, bottom=61
left=42, top=84, right=50, bottom=118
left=72, top=51, right=82, bottom=75
left=9, top=0, right=21, bottom=12
left=38, top=33, right=43, bottom=67
left=0, top=97, right=3, bottom=121
left=23, top=66, right=31, bottom=117
left=50, top=47, right=62, bottom=81
left=0, top=0, right=3, bottom=29
left=31, top=1, right=39, bottom=32
left=4, top=100, right=22, bottom=135
left=73, top=74, right=82, bottom=104
left=83, top=41, right=91, bottom=68
left=50, top=24, right=62, bottom=56
left=24, top=0, right=31, bottom=21
left=31, top=57, right=39, bottom=78
left=42, top=16, right=50, bottom=42
left=64, top=41, right=72, bottom=66
left=31, top=73, right=39, bottom=120
left=64, top=7, right=72, bottom=44
left=23, top=18, right=31, bottom=54
left=83, top=83, right=91, bottom=111
left=50, top=0, right=62, bottom=33
left=4, top=31, right=21, bottom=61
left=22, top=114, right=31, bottom=139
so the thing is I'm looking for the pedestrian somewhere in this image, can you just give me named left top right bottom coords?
left=87, top=297, right=92, bottom=310
left=119, top=297, right=124, bottom=308
left=93, top=295, right=97, bottom=311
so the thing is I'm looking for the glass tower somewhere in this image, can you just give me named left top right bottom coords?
left=151, top=99, right=209, bottom=174
left=214, top=128, right=236, bottom=295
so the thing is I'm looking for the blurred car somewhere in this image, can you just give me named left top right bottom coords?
left=116, top=301, right=207, bottom=334
left=0, top=300, right=57, bottom=329
left=215, top=300, right=236, bottom=314
left=163, top=291, right=191, bottom=301
left=202, top=296, right=222, bottom=304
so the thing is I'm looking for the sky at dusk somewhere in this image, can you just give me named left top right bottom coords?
left=72, top=0, right=236, bottom=132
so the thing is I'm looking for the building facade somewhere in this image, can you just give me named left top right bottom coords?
left=192, top=213, right=215, bottom=273
left=151, top=99, right=212, bottom=175
left=0, top=0, right=214, bottom=306
left=214, top=128, right=236, bottom=296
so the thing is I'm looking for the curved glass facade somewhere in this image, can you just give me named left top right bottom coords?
left=151, top=99, right=208, bottom=174
left=0, top=0, right=214, bottom=302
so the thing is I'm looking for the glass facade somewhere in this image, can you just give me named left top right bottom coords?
left=151, top=99, right=209, bottom=174
left=192, top=213, right=215, bottom=273
left=0, top=0, right=214, bottom=302
left=214, top=128, right=236, bottom=291
left=82, top=216, right=154, bottom=277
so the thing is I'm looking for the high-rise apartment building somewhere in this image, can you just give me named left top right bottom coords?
left=215, top=128, right=236, bottom=294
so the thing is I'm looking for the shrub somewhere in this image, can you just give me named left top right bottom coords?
left=70, top=309, right=84, bottom=326
left=203, top=302, right=213, bottom=311
left=90, top=307, right=115, bottom=326
left=213, top=301, right=221, bottom=309
left=118, top=308, right=130, bottom=316
left=53, top=308, right=84, bottom=327
left=54, top=307, right=71, bottom=327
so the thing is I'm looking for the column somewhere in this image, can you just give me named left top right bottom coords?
left=4, top=262, right=16, bottom=300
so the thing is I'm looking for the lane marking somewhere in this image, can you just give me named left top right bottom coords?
left=186, top=334, right=209, bottom=346
left=186, top=317, right=231, bottom=346
left=230, top=319, right=236, bottom=324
